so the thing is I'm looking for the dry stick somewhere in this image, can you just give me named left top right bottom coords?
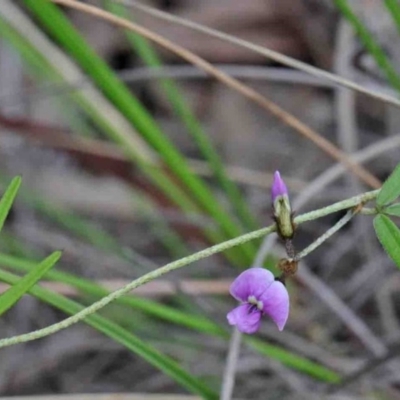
left=220, top=328, right=242, bottom=400
left=326, top=341, right=400, bottom=394
left=51, top=0, right=381, bottom=189
left=118, top=0, right=400, bottom=109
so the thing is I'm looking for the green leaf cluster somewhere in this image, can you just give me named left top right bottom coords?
left=373, top=164, right=400, bottom=269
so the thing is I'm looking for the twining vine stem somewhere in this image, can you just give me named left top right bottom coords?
left=0, top=189, right=379, bottom=348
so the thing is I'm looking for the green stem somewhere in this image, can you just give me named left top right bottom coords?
left=0, top=189, right=380, bottom=348
left=295, top=190, right=379, bottom=223
left=296, top=210, right=354, bottom=260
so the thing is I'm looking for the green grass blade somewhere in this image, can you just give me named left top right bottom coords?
left=0, top=176, right=21, bottom=234
left=334, top=0, right=400, bottom=92
left=0, top=251, right=61, bottom=316
left=105, top=1, right=258, bottom=233
left=0, top=252, right=225, bottom=336
left=0, top=252, right=340, bottom=382
left=0, top=8, right=237, bottom=261
left=384, top=0, right=400, bottom=36
left=22, top=0, right=256, bottom=261
left=1, top=3, right=250, bottom=264
left=245, top=336, right=340, bottom=383
left=0, top=267, right=218, bottom=399
left=374, top=214, right=400, bottom=268
left=377, top=163, right=400, bottom=206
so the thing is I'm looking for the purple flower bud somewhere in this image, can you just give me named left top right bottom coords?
left=271, top=171, right=294, bottom=239
left=271, top=171, right=288, bottom=203
left=227, top=268, right=289, bottom=333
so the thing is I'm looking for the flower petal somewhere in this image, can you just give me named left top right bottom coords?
left=271, top=171, right=288, bottom=202
left=230, top=267, right=274, bottom=302
left=260, top=280, right=289, bottom=331
left=227, top=304, right=261, bottom=334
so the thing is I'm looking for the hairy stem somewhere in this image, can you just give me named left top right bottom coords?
left=296, top=210, right=354, bottom=260
left=0, top=189, right=380, bottom=348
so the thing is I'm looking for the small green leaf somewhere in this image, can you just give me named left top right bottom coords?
left=384, top=203, right=400, bottom=217
left=373, top=215, right=400, bottom=268
left=0, top=251, right=61, bottom=316
left=0, top=176, right=21, bottom=233
left=377, top=163, right=400, bottom=206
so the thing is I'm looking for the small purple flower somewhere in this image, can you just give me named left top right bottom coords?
left=271, top=171, right=289, bottom=203
left=227, top=268, right=289, bottom=334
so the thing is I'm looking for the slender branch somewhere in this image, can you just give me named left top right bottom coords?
left=326, top=340, right=400, bottom=393
left=51, top=0, right=381, bottom=188
left=295, top=190, right=379, bottom=224
left=0, top=189, right=380, bottom=348
left=220, top=329, right=242, bottom=400
left=296, top=210, right=354, bottom=260
left=119, top=0, right=400, bottom=109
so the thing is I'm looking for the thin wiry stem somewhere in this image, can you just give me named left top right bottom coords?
left=325, top=340, right=400, bottom=393
left=3, top=65, right=397, bottom=110
left=296, top=263, right=388, bottom=357
left=0, top=189, right=380, bottom=349
left=118, top=0, right=400, bottom=109
left=294, top=190, right=379, bottom=223
left=296, top=210, right=354, bottom=260
left=51, top=0, right=381, bottom=188
left=294, top=135, right=400, bottom=211
left=220, top=328, right=242, bottom=400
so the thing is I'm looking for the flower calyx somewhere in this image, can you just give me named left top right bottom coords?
left=271, top=171, right=295, bottom=239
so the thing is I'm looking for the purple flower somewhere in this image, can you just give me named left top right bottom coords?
left=271, top=171, right=288, bottom=203
left=227, top=268, right=289, bottom=334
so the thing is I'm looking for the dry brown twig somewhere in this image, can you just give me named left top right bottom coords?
left=50, top=0, right=380, bottom=189
left=118, top=0, right=400, bottom=109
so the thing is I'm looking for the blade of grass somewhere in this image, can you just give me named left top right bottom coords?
left=334, top=0, right=400, bottom=92
left=0, top=172, right=158, bottom=270
left=0, top=176, right=21, bottom=233
left=384, top=0, right=400, bottom=36
left=0, top=267, right=218, bottom=399
left=0, top=252, right=225, bottom=336
left=0, top=251, right=61, bottom=316
left=0, top=5, right=147, bottom=146
left=0, top=252, right=340, bottom=382
left=0, top=8, right=245, bottom=264
left=104, top=0, right=258, bottom=233
left=246, top=336, right=340, bottom=384
left=22, top=0, right=256, bottom=261
left=50, top=0, right=381, bottom=190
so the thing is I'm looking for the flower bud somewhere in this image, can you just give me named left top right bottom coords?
left=271, top=171, right=294, bottom=238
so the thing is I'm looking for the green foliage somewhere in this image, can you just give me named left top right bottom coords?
left=246, top=337, right=340, bottom=383
left=104, top=1, right=258, bottom=233
left=373, top=214, right=400, bottom=268
left=0, top=176, right=21, bottom=233
left=377, top=163, right=400, bottom=206
left=334, top=0, right=400, bottom=92
left=0, top=251, right=61, bottom=316
left=384, top=203, right=400, bottom=217
left=384, top=0, right=400, bottom=36
left=0, top=267, right=218, bottom=399
left=22, top=0, right=256, bottom=264
left=0, top=252, right=340, bottom=382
